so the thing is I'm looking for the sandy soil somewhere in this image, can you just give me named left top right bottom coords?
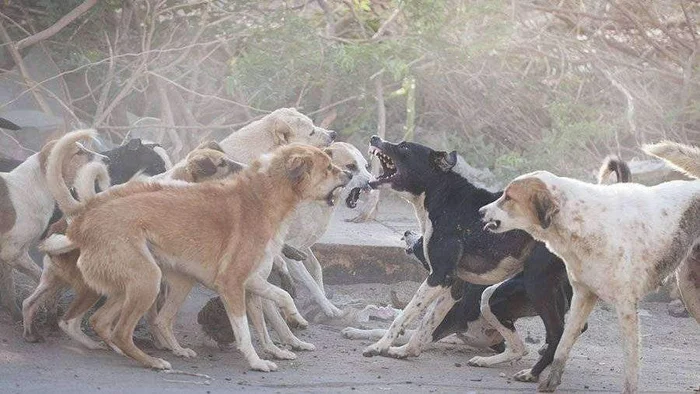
left=1, top=280, right=699, bottom=394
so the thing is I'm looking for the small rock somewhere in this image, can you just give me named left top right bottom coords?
left=584, top=385, right=589, bottom=389
left=455, top=363, right=461, bottom=367
left=638, top=309, right=652, bottom=317
left=469, top=378, right=482, bottom=382
left=668, top=299, right=689, bottom=318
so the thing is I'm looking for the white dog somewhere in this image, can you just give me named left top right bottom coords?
left=479, top=168, right=700, bottom=393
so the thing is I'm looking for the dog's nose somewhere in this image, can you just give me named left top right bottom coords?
left=370, top=135, right=380, bottom=145
left=404, top=230, right=412, bottom=237
left=328, top=131, right=337, bottom=141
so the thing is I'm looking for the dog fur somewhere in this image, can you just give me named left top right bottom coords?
left=0, top=130, right=106, bottom=319
left=45, top=144, right=350, bottom=371
left=479, top=169, right=700, bottom=393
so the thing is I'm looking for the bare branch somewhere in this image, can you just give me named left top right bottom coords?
left=15, top=0, right=98, bottom=50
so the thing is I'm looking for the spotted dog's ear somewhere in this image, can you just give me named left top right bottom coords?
left=196, top=140, right=225, bottom=153
left=285, top=154, right=312, bottom=184
left=189, top=156, right=218, bottom=182
left=126, top=138, right=142, bottom=151
left=430, top=150, right=458, bottom=172
left=532, top=189, right=559, bottom=229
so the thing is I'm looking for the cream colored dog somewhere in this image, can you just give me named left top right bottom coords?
left=44, top=144, right=351, bottom=371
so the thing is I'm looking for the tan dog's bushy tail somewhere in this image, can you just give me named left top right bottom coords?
left=46, top=129, right=108, bottom=216
left=643, top=141, right=700, bottom=179
left=597, top=156, right=632, bottom=184
left=74, top=161, right=110, bottom=202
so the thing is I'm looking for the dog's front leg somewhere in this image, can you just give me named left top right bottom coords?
left=246, top=273, right=308, bottom=329
left=262, top=299, right=315, bottom=351
left=362, top=279, right=446, bottom=357
left=616, top=301, right=640, bottom=394
left=286, top=256, right=343, bottom=318
left=385, top=286, right=455, bottom=359
left=539, top=283, right=598, bottom=392
left=246, top=294, right=297, bottom=360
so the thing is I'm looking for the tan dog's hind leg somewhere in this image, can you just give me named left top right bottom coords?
left=247, top=295, right=296, bottom=360
left=539, top=284, right=598, bottom=392
left=150, top=270, right=196, bottom=358
left=60, top=285, right=104, bottom=349
left=12, top=252, right=42, bottom=282
left=246, top=274, right=308, bottom=329
left=262, top=299, right=315, bottom=351
left=108, top=259, right=171, bottom=370
left=90, top=295, right=125, bottom=354
left=219, top=284, right=278, bottom=372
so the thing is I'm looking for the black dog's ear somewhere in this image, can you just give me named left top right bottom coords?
left=533, top=190, right=559, bottom=229
left=126, top=139, right=142, bottom=151
left=430, top=150, right=458, bottom=172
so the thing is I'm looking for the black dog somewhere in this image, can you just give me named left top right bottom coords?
left=361, top=136, right=627, bottom=382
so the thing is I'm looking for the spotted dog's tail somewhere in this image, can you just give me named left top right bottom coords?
left=597, top=156, right=632, bottom=184
left=642, top=141, right=700, bottom=179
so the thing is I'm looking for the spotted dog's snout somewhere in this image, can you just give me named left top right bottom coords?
left=479, top=206, right=501, bottom=232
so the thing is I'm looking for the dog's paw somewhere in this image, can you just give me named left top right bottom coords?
left=250, top=359, right=278, bottom=372
left=173, top=347, right=197, bottom=358
left=341, top=327, right=361, bottom=339
left=386, top=345, right=418, bottom=359
left=537, top=371, right=562, bottom=392
left=514, top=368, right=539, bottom=382
left=467, top=356, right=491, bottom=367
left=322, top=304, right=344, bottom=318
left=290, top=339, right=315, bottom=351
left=290, top=314, right=309, bottom=329
left=362, top=343, right=383, bottom=357
left=268, top=347, right=297, bottom=360
left=149, top=358, right=172, bottom=370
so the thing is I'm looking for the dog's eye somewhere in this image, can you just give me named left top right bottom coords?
left=346, top=163, right=357, bottom=171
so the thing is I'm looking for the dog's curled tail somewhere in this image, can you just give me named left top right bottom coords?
left=73, top=161, right=110, bottom=203
left=597, top=155, right=632, bottom=184
left=46, top=129, right=106, bottom=216
left=642, top=141, right=700, bottom=179
left=40, top=234, right=78, bottom=255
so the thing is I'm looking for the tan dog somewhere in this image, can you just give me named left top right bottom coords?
left=0, top=130, right=106, bottom=319
left=25, top=142, right=244, bottom=348
left=44, top=144, right=350, bottom=371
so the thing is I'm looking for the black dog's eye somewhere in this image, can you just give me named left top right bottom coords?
left=346, top=163, right=357, bottom=171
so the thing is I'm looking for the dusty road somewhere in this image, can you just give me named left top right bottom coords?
left=1, top=282, right=699, bottom=394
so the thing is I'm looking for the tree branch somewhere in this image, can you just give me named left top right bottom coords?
left=15, top=0, right=98, bottom=50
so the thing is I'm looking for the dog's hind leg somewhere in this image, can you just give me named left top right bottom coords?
left=262, top=299, right=315, bottom=351
left=677, top=250, right=700, bottom=325
left=22, top=256, right=64, bottom=343
left=246, top=273, right=308, bottom=329
left=247, top=295, right=296, bottom=360
left=363, top=279, right=445, bottom=357
left=615, top=300, right=640, bottom=394
left=90, top=295, right=125, bottom=354
left=539, top=283, right=598, bottom=393
left=150, top=270, right=196, bottom=358
left=0, top=263, right=21, bottom=321
left=386, top=287, right=455, bottom=359
left=11, top=251, right=42, bottom=283
left=286, top=256, right=342, bottom=318
left=468, top=281, right=528, bottom=367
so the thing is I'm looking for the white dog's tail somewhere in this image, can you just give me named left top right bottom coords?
left=597, top=156, right=632, bottom=184
left=46, top=129, right=109, bottom=216
left=73, top=161, right=111, bottom=203
left=40, top=234, right=78, bottom=255
left=642, top=141, right=700, bottom=179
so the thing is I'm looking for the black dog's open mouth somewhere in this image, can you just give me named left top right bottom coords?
left=368, top=147, right=397, bottom=188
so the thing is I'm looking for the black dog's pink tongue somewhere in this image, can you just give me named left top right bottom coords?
left=346, top=187, right=362, bottom=208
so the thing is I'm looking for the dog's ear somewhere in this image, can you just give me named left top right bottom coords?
left=196, top=140, right=225, bottom=153
left=126, top=139, right=142, bottom=151
left=430, top=150, right=457, bottom=172
left=285, top=154, right=312, bottom=184
left=323, top=147, right=334, bottom=159
left=273, top=119, right=292, bottom=145
left=532, top=190, right=559, bottom=229
left=189, top=156, right=218, bottom=181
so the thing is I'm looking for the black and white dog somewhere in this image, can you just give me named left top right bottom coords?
left=359, top=136, right=628, bottom=382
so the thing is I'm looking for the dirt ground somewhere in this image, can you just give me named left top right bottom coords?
left=1, top=280, right=699, bottom=394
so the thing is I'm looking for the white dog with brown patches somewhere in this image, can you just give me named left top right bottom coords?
left=479, top=170, right=700, bottom=393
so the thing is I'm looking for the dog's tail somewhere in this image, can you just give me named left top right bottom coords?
left=73, top=161, right=111, bottom=202
left=642, top=141, right=700, bottom=179
left=39, top=234, right=78, bottom=255
left=597, top=155, right=632, bottom=184
left=46, top=129, right=107, bottom=216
